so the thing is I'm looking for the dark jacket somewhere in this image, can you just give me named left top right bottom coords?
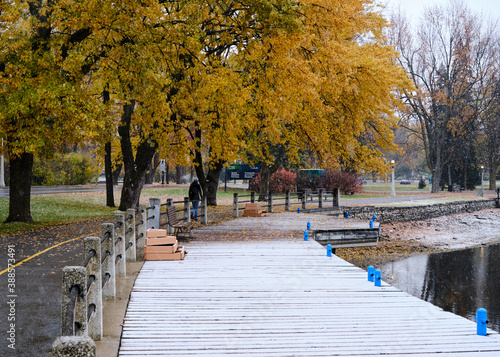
left=189, top=180, right=202, bottom=202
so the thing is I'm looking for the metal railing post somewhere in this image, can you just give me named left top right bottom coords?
left=285, top=190, right=290, bottom=211
left=268, top=191, right=273, bottom=213
left=233, top=193, right=239, bottom=217
left=166, top=198, right=174, bottom=234
left=184, top=197, right=191, bottom=223
left=61, top=266, right=87, bottom=336
left=319, top=188, right=324, bottom=208
left=101, top=223, right=115, bottom=300
left=114, top=214, right=126, bottom=277
left=148, top=198, right=161, bottom=229
left=125, top=209, right=136, bottom=262
left=83, top=237, right=102, bottom=341
left=302, top=191, right=307, bottom=210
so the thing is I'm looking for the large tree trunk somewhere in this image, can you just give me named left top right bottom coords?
left=431, top=164, right=443, bottom=193
left=118, top=102, right=158, bottom=211
left=258, top=164, right=272, bottom=201
left=205, top=162, right=223, bottom=206
left=104, top=142, right=115, bottom=207
left=145, top=152, right=159, bottom=184
left=5, top=152, right=33, bottom=223
left=194, top=159, right=222, bottom=206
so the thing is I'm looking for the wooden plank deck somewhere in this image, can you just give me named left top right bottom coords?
left=119, top=238, right=500, bottom=356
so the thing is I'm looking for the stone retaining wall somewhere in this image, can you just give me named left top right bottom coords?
left=354, top=199, right=497, bottom=223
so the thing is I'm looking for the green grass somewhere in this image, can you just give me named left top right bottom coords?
left=0, top=186, right=253, bottom=236
left=363, top=184, right=425, bottom=192
left=0, top=193, right=117, bottom=235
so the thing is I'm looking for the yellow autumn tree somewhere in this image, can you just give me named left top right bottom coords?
left=0, top=0, right=102, bottom=222
left=234, top=0, right=411, bottom=194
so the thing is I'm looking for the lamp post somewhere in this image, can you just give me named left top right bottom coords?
left=390, top=160, right=396, bottom=197
left=480, top=165, right=484, bottom=197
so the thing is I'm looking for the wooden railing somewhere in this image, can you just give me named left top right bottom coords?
left=51, top=196, right=207, bottom=356
left=232, top=188, right=340, bottom=217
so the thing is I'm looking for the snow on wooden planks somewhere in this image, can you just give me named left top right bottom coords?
left=119, top=240, right=500, bottom=356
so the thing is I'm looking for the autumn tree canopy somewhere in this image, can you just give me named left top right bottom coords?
left=1, top=0, right=412, bottom=221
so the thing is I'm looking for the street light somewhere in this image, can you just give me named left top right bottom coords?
left=391, top=160, right=396, bottom=197
left=480, top=165, right=484, bottom=197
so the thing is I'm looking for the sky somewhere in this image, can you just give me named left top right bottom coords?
left=382, top=0, right=500, bottom=23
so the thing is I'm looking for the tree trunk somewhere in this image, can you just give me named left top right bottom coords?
left=104, top=142, right=115, bottom=207
left=431, top=165, right=442, bottom=193
left=258, top=164, right=272, bottom=201
left=145, top=152, right=159, bottom=184
left=175, top=166, right=185, bottom=184
left=5, top=152, right=33, bottom=223
left=204, top=162, right=223, bottom=206
left=447, top=165, right=453, bottom=192
left=118, top=102, right=158, bottom=211
left=489, top=165, right=497, bottom=190
left=112, top=164, right=122, bottom=185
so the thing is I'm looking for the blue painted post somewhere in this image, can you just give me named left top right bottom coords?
left=367, top=266, right=375, bottom=282
left=327, top=244, right=332, bottom=257
left=372, top=214, right=377, bottom=221
left=374, top=270, right=382, bottom=287
left=369, top=220, right=373, bottom=228
left=304, top=231, right=309, bottom=241
left=345, top=211, right=349, bottom=219
left=307, top=222, right=311, bottom=230
left=476, top=308, right=489, bottom=336
left=297, top=207, right=300, bottom=213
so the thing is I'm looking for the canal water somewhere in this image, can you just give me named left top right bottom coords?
left=380, top=243, right=500, bottom=333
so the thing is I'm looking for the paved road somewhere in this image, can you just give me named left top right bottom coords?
left=0, top=185, right=122, bottom=198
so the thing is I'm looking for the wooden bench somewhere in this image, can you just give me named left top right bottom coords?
left=166, top=206, right=194, bottom=238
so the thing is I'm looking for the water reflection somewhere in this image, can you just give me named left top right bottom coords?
left=381, top=244, right=500, bottom=332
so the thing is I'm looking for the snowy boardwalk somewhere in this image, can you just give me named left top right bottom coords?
left=119, top=238, right=500, bottom=356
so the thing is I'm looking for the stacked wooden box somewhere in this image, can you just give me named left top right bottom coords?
left=243, top=203, right=264, bottom=217
left=145, top=229, right=185, bottom=261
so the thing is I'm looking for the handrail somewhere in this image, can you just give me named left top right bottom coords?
left=54, top=197, right=206, bottom=356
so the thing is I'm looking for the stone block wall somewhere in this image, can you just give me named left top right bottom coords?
left=354, top=199, right=497, bottom=223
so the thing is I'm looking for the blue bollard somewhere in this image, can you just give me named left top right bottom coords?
left=345, top=211, right=349, bottom=219
left=327, top=244, right=332, bottom=257
left=374, top=269, right=382, bottom=287
left=369, top=220, right=373, bottom=228
left=297, top=207, right=300, bottom=213
left=307, top=222, right=311, bottom=230
left=372, top=214, right=376, bottom=221
left=304, top=231, right=309, bottom=241
left=476, top=308, right=489, bottom=336
left=367, top=266, right=375, bottom=282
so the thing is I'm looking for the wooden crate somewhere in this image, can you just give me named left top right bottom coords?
left=243, top=203, right=263, bottom=217
left=145, top=236, right=177, bottom=246
left=144, top=242, right=178, bottom=255
left=145, top=246, right=185, bottom=261
left=146, top=229, right=169, bottom=238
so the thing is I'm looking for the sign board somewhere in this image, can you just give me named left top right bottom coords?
left=160, top=159, right=166, bottom=172
left=226, top=165, right=260, bottom=180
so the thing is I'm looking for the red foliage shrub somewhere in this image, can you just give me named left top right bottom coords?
left=320, top=169, right=363, bottom=195
left=269, top=169, right=296, bottom=193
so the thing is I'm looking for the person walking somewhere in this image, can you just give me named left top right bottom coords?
left=189, top=178, right=202, bottom=221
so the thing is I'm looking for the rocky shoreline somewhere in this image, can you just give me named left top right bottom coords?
left=336, top=208, right=500, bottom=269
